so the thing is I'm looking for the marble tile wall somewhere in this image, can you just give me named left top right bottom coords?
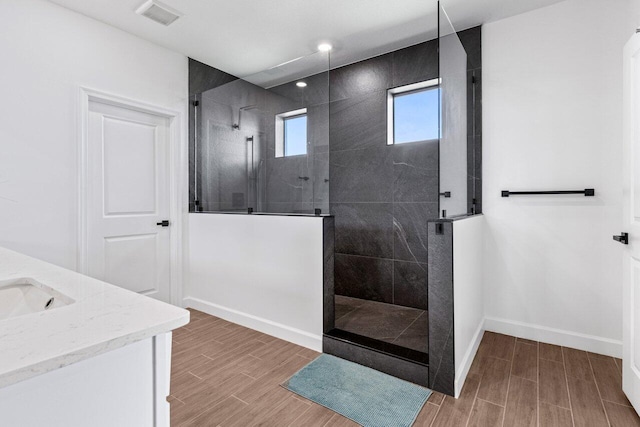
left=330, top=27, right=481, bottom=311
left=266, top=73, right=330, bottom=214
left=329, top=40, right=438, bottom=311
left=188, top=59, right=330, bottom=214
left=323, top=217, right=335, bottom=334
left=188, top=59, right=239, bottom=211
left=197, top=79, right=270, bottom=212
left=427, top=220, right=455, bottom=396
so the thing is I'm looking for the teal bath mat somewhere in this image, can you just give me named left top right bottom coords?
left=282, top=354, right=431, bottom=427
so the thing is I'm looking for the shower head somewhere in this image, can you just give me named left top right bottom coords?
left=233, top=105, right=259, bottom=130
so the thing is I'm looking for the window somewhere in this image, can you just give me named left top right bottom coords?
left=275, top=108, right=307, bottom=157
left=284, top=114, right=307, bottom=156
left=387, top=79, right=440, bottom=145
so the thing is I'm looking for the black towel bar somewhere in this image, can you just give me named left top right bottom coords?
left=501, top=189, right=595, bottom=197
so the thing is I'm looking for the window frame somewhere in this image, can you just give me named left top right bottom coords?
left=275, top=108, right=308, bottom=158
left=386, top=78, right=440, bottom=146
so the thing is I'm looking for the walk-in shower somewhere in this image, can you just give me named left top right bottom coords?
left=322, top=3, right=481, bottom=395
left=188, top=1, right=482, bottom=396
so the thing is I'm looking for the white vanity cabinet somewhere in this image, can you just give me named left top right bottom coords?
left=0, top=248, right=188, bottom=427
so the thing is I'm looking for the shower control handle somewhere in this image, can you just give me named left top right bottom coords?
left=157, top=220, right=170, bottom=227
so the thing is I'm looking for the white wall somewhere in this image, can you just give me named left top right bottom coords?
left=0, top=0, right=187, bottom=270
left=185, top=214, right=325, bottom=350
left=632, top=0, right=640, bottom=29
left=453, top=215, right=484, bottom=397
left=483, top=0, right=638, bottom=357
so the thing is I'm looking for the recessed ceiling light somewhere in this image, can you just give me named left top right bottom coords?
left=317, top=43, right=333, bottom=52
left=296, top=81, right=307, bottom=88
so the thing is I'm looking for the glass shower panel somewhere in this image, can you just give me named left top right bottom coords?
left=438, top=3, right=468, bottom=217
left=196, top=79, right=262, bottom=212
left=192, top=51, right=330, bottom=214
left=328, top=14, right=438, bottom=365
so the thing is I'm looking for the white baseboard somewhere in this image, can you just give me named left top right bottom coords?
left=484, top=316, right=622, bottom=358
left=455, top=319, right=485, bottom=398
left=183, top=297, right=322, bottom=352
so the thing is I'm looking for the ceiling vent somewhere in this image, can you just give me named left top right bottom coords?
left=136, top=0, right=183, bottom=26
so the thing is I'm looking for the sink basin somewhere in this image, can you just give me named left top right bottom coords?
left=0, top=278, right=74, bottom=320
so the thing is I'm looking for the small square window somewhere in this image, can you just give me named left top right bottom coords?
left=275, top=108, right=307, bottom=158
left=284, top=114, right=307, bottom=156
left=387, top=79, right=440, bottom=145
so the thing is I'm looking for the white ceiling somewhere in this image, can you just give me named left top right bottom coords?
left=48, top=0, right=566, bottom=79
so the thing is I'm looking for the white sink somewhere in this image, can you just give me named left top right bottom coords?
left=0, top=278, right=74, bottom=320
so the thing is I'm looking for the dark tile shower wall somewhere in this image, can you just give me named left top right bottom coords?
left=189, top=59, right=239, bottom=212
left=188, top=59, right=330, bottom=214
left=329, top=27, right=481, bottom=312
left=427, top=220, right=455, bottom=395
left=329, top=41, right=437, bottom=311
left=426, top=28, right=482, bottom=396
left=196, top=79, right=275, bottom=212
left=268, top=72, right=330, bottom=214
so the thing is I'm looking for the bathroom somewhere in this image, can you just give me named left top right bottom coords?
left=1, top=0, right=640, bottom=426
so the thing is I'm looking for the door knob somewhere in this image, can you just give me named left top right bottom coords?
left=613, top=232, right=629, bottom=244
left=156, top=220, right=170, bottom=227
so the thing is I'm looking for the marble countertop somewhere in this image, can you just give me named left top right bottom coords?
left=0, top=247, right=189, bottom=388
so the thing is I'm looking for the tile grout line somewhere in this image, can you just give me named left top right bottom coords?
left=391, top=176, right=395, bottom=306
left=561, top=347, right=577, bottom=427
left=230, top=393, right=250, bottom=405
left=392, top=311, right=424, bottom=345
left=613, top=357, right=622, bottom=372
left=536, top=341, right=540, bottom=427
left=169, top=395, right=185, bottom=405
left=602, top=398, right=633, bottom=408
left=333, top=304, right=358, bottom=323
left=500, top=338, right=517, bottom=427
left=476, top=397, right=505, bottom=408
left=334, top=251, right=430, bottom=264
left=587, top=352, right=612, bottom=427
left=188, top=371, right=204, bottom=380
left=465, top=357, right=486, bottom=427
left=428, top=394, right=445, bottom=427
left=285, top=403, right=313, bottom=427
left=178, top=396, right=229, bottom=427
left=465, top=398, right=480, bottom=427
left=323, top=414, right=342, bottom=427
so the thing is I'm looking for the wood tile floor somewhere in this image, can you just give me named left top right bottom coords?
left=171, top=309, right=640, bottom=426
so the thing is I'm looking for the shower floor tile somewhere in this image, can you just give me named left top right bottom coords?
left=335, top=295, right=428, bottom=353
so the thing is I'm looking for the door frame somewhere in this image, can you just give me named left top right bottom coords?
left=623, top=32, right=640, bottom=411
left=77, top=87, right=185, bottom=306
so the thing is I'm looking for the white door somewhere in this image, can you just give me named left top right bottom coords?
left=86, top=99, right=171, bottom=302
left=622, top=32, right=640, bottom=415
